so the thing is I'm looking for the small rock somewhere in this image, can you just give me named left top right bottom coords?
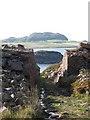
left=2, top=52, right=11, bottom=58
left=40, top=94, right=44, bottom=99
left=0, top=106, right=7, bottom=113
left=2, top=92, right=12, bottom=102
left=40, top=103, right=45, bottom=106
left=10, top=94, right=14, bottom=98
left=10, top=61, right=23, bottom=71
left=48, top=112, right=55, bottom=115
left=2, top=59, right=6, bottom=67
left=4, top=87, right=12, bottom=91
left=40, top=101, right=43, bottom=104
left=45, top=108, right=58, bottom=113
left=41, top=90, right=45, bottom=94
left=41, top=88, right=44, bottom=91
left=11, top=80, right=14, bottom=83
left=49, top=113, right=60, bottom=119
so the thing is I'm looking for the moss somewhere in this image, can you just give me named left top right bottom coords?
left=41, top=63, right=61, bottom=78
left=69, top=68, right=90, bottom=96
left=40, top=68, right=89, bottom=118
left=45, top=94, right=88, bottom=118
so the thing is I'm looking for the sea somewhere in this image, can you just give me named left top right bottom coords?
left=34, top=47, right=74, bottom=73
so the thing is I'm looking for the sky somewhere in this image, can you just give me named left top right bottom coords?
left=0, top=0, right=89, bottom=41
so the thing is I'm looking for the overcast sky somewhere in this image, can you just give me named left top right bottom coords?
left=0, top=0, right=89, bottom=41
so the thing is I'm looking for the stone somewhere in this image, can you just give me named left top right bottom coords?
left=40, top=94, right=44, bottom=99
left=4, top=87, right=12, bottom=91
left=0, top=106, right=7, bottom=113
left=2, top=92, right=12, bottom=102
left=40, top=103, right=45, bottom=106
left=10, top=61, right=23, bottom=71
left=49, top=113, right=60, bottom=119
left=2, top=80, right=11, bottom=88
left=10, top=75, right=23, bottom=84
left=18, top=44, right=25, bottom=50
left=2, top=52, right=11, bottom=58
left=41, top=88, right=44, bottom=91
left=41, top=90, right=45, bottom=94
left=2, top=59, right=6, bottom=67
left=45, top=108, right=58, bottom=113
left=11, top=80, right=14, bottom=83
left=10, top=94, right=14, bottom=98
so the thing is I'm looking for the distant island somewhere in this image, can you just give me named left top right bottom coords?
left=2, top=32, right=68, bottom=43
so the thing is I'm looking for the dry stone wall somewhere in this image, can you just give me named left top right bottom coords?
left=49, top=43, right=90, bottom=82
left=66, top=43, right=90, bottom=76
left=0, top=44, right=40, bottom=111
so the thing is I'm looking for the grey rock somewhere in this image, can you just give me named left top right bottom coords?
left=40, top=94, right=44, bottom=99
left=2, top=59, right=6, bottom=67
left=0, top=106, right=7, bottom=113
left=11, top=80, right=14, bottom=83
left=41, top=90, right=45, bottom=94
left=10, top=61, right=23, bottom=71
left=4, top=87, right=12, bottom=91
left=15, top=75, right=24, bottom=82
left=35, top=50, right=63, bottom=64
left=2, top=52, right=11, bottom=58
left=2, top=92, right=12, bottom=102
left=2, top=80, right=11, bottom=88
left=0, top=79, right=2, bottom=86
left=45, top=108, right=58, bottom=113
left=41, top=88, right=44, bottom=91
left=10, top=94, right=14, bottom=98
left=49, top=114, right=59, bottom=119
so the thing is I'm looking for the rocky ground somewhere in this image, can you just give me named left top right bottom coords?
left=40, top=76, right=89, bottom=119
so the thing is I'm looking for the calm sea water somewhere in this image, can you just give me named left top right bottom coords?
left=34, top=47, right=74, bottom=73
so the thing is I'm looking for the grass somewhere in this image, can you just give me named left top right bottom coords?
left=41, top=63, right=61, bottom=78
left=44, top=90, right=89, bottom=118
left=0, top=87, right=42, bottom=119
left=0, top=40, right=80, bottom=48
left=40, top=68, right=89, bottom=119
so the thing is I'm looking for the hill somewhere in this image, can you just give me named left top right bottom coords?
left=2, top=32, right=68, bottom=42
